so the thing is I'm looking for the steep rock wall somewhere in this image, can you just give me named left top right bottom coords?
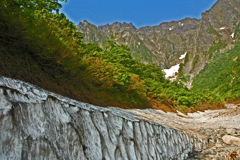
left=0, top=76, right=207, bottom=160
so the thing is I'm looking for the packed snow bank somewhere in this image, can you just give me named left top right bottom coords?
left=0, top=76, right=206, bottom=159
left=163, top=64, right=180, bottom=78
left=179, top=52, right=187, bottom=60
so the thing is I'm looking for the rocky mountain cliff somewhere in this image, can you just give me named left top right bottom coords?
left=76, top=0, right=240, bottom=86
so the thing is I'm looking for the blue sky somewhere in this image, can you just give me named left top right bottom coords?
left=60, top=0, right=217, bottom=29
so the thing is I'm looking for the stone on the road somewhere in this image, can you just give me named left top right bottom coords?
left=226, top=128, right=236, bottom=135
left=222, top=135, right=240, bottom=147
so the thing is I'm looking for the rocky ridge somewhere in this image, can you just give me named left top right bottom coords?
left=76, top=0, right=240, bottom=86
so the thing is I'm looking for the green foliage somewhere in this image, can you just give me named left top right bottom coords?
left=207, top=25, right=221, bottom=37
left=207, top=40, right=227, bottom=59
left=234, top=22, right=240, bottom=39
left=178, top=63, right=184, bottom=77
left=178, top=52, right=190, bottom=78
left=192, top=55, right=199, bottom=67
left=0, top=0, right=224, bottom=111
left=179, top=75, right=190, bottom=82
left=132, top=41, right=153, bottom=63
left=193, top=42, right=240, bottom=100
left=184, top=52, right=190, bottom=64
left=190, top=55, right=199, bottom=72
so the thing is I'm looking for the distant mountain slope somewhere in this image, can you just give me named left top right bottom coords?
left=192, top=42, right=240, bottom=100
left=76, top=0, right=240, bottom=86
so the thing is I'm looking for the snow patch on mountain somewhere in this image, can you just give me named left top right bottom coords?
left=163, top=64, right=180, bottom=79
left=169, top=26, right=174, bottom=31
left=179, top=52, right=187, bottom=60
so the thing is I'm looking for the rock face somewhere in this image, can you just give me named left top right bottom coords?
left=0, top=76, right=206, bottom=159
left=76, top=0, right=240, bottom=85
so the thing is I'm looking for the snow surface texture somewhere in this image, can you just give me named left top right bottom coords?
left=163, top=64, right=180, bottom=79
left=0, top=76, right=207, bottom=160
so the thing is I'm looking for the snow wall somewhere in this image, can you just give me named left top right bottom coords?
left=0, top=76, right=208, bottom=160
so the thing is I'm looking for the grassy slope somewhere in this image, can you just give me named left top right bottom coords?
left=192, top=42, right=240, bottom=102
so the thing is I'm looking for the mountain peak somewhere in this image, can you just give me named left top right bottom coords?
left=76, top=20, right=97, bottom=28
left=98, top=21, right=136, bottom=31
left=76, top=0, right=240, bottom=84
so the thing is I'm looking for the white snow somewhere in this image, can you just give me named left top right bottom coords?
left=179, top=52, right=187, bottom=60
left=169, top=26, right=174, bottom=31
left=178, top=22, right=184, bottom=26
left=163, top=64, right=180, bottom=78
left=231, top=33, right=234, bottom=38
left=220, top=27, right=226, bottom=30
